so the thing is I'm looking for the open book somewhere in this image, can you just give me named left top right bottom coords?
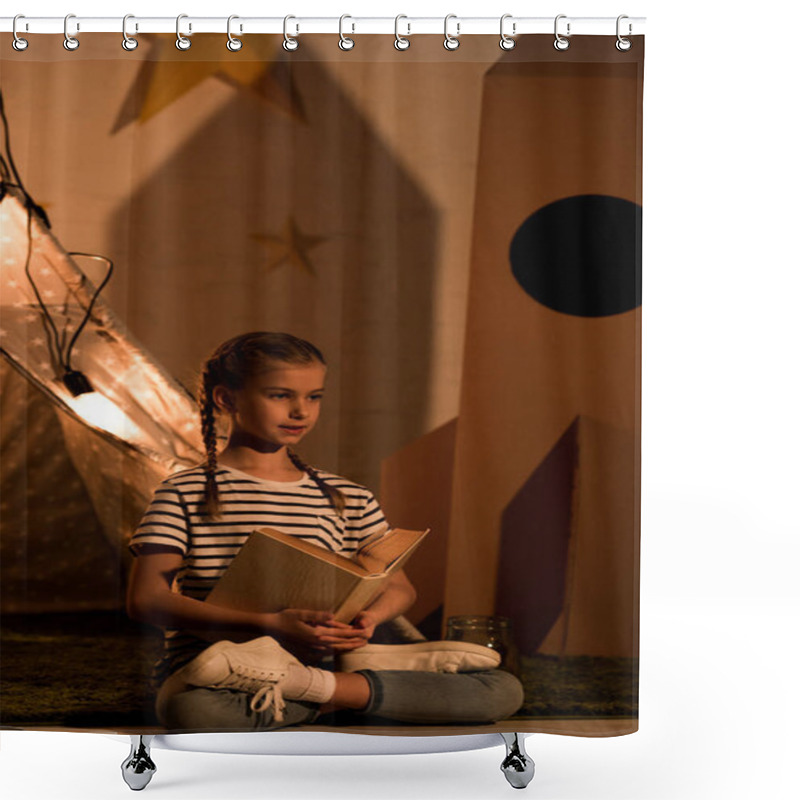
left=200, top=524, right=430, bottom=626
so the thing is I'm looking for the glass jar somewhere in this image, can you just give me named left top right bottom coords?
left=445, top=615, right=520, bottom=677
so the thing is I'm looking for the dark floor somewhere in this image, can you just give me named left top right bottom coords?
left=0, top=612, right=637, bottom=728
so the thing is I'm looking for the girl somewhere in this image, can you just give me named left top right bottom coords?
left=126, top=331, right=524, bottom=731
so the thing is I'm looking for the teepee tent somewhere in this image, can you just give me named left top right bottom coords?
left=0, top=183, right=204, bottom=612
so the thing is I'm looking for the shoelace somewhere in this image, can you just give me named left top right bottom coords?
left=251, top=684, right=285, bottom=720
left=213, top=666, right=287, bottom=722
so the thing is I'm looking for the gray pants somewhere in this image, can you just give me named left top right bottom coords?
left=160, top=668, right=525, bottom=732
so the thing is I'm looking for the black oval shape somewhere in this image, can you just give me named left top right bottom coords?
left=509, top=195, right=642, bottom=317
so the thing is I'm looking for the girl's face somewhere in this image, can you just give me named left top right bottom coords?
left=214, top=361, right=326, bottom=446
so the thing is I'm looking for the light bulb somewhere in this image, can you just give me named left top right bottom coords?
left=68, top=391, right=148, bottom=442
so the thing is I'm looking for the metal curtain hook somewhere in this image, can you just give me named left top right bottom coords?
left=616, top=14, right=632, bottom=51
left=394, top=15, right=410, bottom=50
left=227, top=15, right=242, bottom=51
left=64, top=13, right=79, bottom=50
left=444, top=14, right=460, bottom=50
left=283, top=15, right=299, bottom=51
left=339, top=14, right=355, bottom=51
left=176, top=13, right=191, bottom=50
left=499, top=14, right=516, bottom=50
left=122, top=14, right=138, bottom=51
left=554, top=14, right=571, bottom=50
left=12, top=14, right=29, bottom=51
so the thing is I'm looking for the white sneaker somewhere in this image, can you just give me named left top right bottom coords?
left=336, top=640, right=502, bottom=673
left=155, top=636, right=302, bottom=724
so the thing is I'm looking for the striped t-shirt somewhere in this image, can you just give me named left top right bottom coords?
left=127, top=463, right=391, bottom=693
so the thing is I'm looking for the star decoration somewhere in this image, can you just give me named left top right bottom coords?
left=252, top=217, right=330, bottom=277
left=112, top=34, right=309, bottom=131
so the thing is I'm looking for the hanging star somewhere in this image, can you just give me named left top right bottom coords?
left=252, top=217, right=330, bottom=277
left=112, top=34, right=309, bottom=132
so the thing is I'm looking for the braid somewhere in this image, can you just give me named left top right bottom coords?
left=287, top=447, right=346, bottom=519
left=199, top=373, right=222, bottom=520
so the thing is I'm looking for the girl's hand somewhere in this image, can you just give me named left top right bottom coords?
left=310, top=610, right=378, bottom=654
left=271, top=608, right=334, bottom=644
left=350, top=610, right=379, bottom=643
left=270, top=608, right=369, bottom=654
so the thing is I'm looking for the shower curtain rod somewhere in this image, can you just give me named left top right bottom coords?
left=0, top=16, right=646, bottom=37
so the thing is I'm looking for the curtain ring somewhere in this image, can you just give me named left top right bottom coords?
left=12, top=15, right=29, bottom=51
left=394, top=15, right=410, bottom=51
left=616, top=15, right=632, bottom=51
left=499, top=14, right=516, bottom=50
left=176, top=14, right=191, bottom=50
left=64, top=13, right=80, bottom=51
left=443, top=14, right=460, bottom=50
left=227, top=15, right=243, bottom=51
left=122, top=14, right=138, bottom=51
left=554, top=14, right=571, bottom=51
left=339, top=14, right=355, bottom=50
left=283, top=15, right=299, bottom=51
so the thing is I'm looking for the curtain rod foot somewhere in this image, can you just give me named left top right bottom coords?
left=121, top=735, right=157, bottom=791
left=499, top=732, right=535, bottom=789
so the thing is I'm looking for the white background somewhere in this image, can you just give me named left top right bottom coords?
left=2, top=1, right=798, bottom=798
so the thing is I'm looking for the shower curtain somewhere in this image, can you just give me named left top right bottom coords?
left=0, top=28, right=643, bottom=738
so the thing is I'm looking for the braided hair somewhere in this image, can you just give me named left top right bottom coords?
left=197, top=331, right=346, bottom=521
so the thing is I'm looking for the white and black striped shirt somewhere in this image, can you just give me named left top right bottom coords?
left=127, top=464, right=391, bottom=692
